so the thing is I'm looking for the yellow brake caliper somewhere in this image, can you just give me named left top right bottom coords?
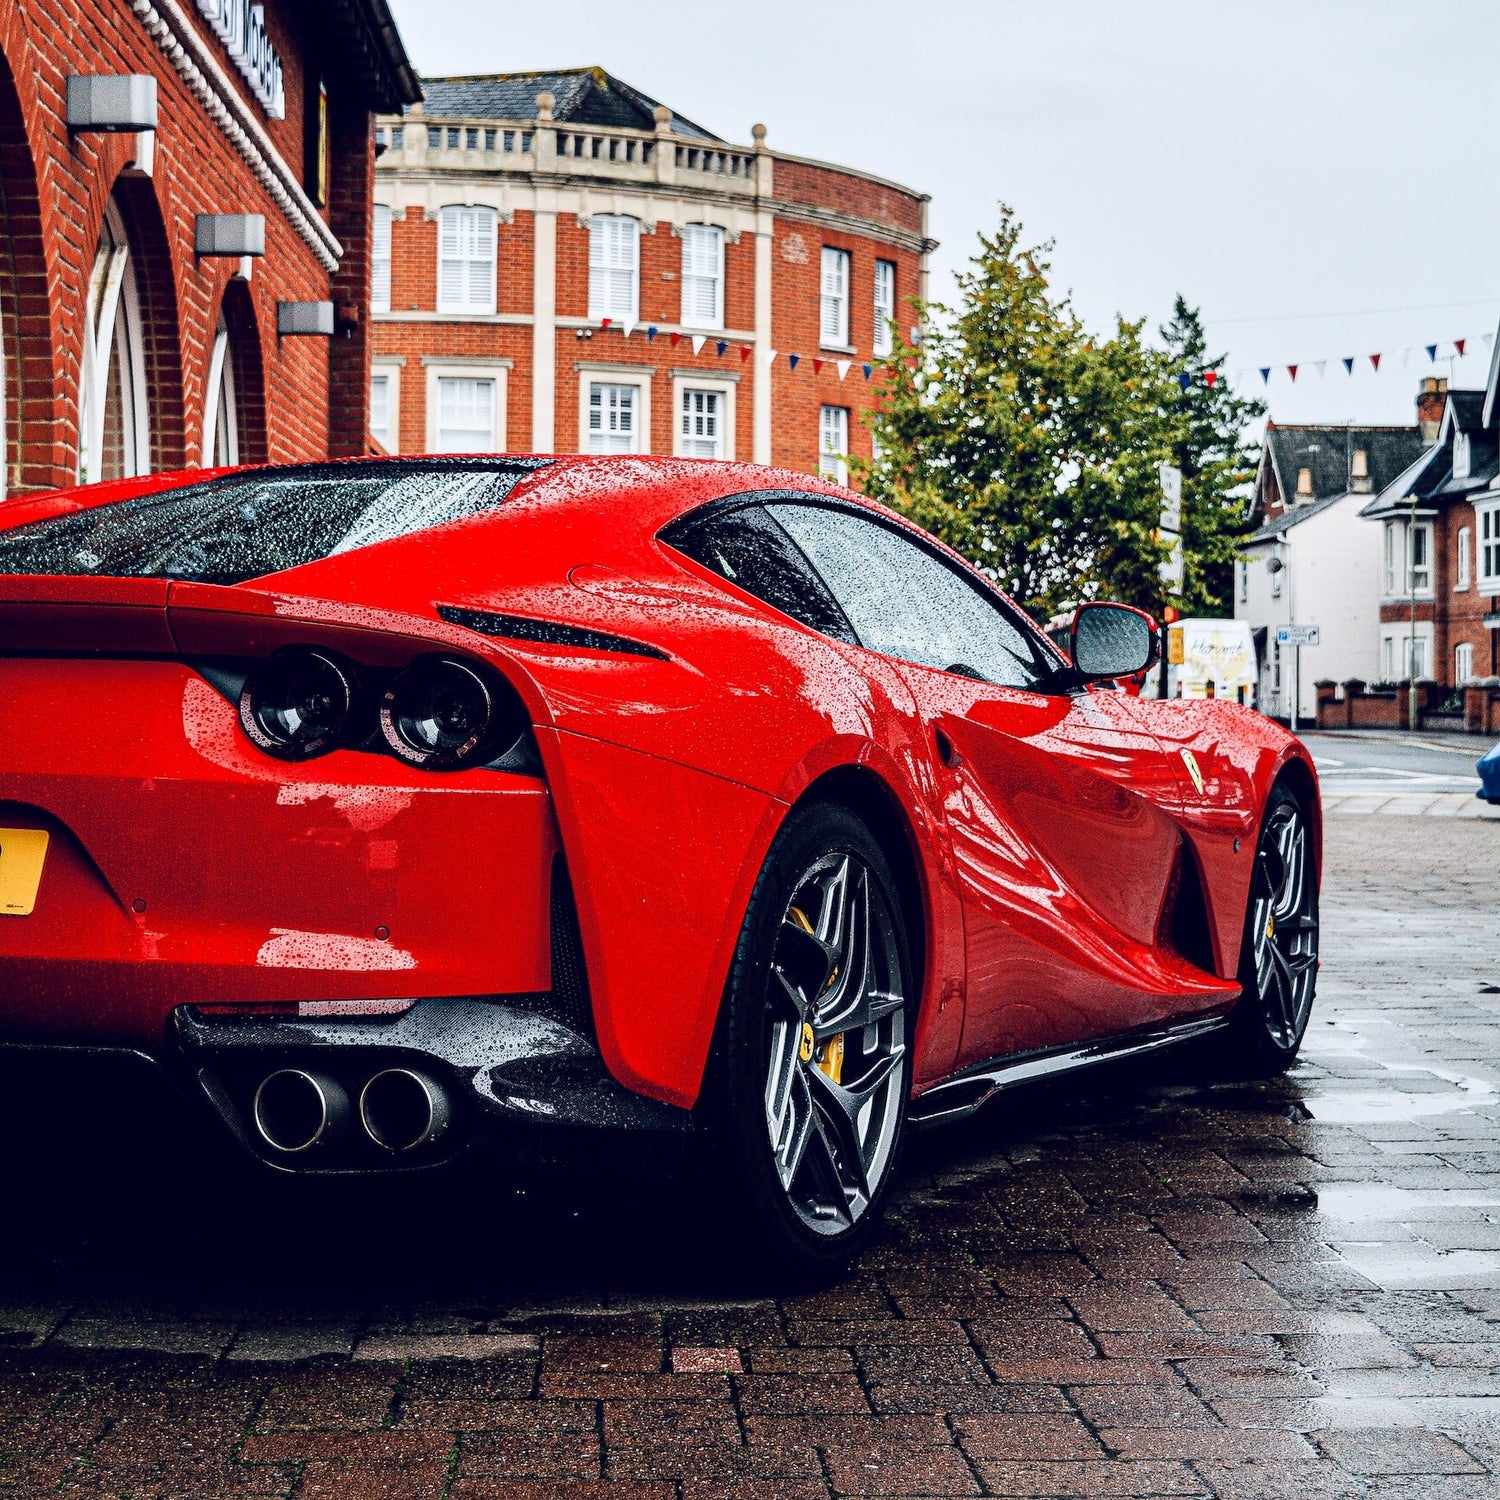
left=789, top=905, right=844, bottom=1084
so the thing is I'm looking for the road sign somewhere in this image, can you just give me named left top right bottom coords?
left=1276, top=625, right=1320, bottom=647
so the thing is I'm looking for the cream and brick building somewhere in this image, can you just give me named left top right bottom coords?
left=370, top=67, right=932, bottom=476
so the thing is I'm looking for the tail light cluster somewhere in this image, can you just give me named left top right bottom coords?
left=237, top=647, right=531, bottom=772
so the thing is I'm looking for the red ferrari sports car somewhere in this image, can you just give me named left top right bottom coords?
left=0, top=456, right=1319, bottom=1270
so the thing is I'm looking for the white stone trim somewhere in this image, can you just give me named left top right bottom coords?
left=532, top=201, right=557, bottom=451
left=130, top=0, right=343, bottom=272
left=671, top=373, right=736, bottom=461
left=370, top=360, right=401, bottom=453
left=425, top=360, right=508, bottom=454
left=577, top=366, right=652, bottom=455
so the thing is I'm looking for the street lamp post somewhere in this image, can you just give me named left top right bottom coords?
left=1408, top=490, right=1420, bottom=733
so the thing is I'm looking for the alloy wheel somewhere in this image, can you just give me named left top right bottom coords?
left=763, top=852, right=907, bottom=1236
left=1249, top=799, right=1318, bottom=1051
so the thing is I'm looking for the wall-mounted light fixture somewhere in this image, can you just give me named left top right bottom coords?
left=66, top=76, right=158, bottom=132
left=277, top=301, right=335, bottom=336
left=195, top=215, right=266, bottom=258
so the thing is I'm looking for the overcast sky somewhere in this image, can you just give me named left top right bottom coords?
left=386, top=0, right=1500, bottom=430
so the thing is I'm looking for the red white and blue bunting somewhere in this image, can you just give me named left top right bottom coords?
left=595, top=318, right=874, bottom=380
left=1213, top=333, right=1494, bottom=389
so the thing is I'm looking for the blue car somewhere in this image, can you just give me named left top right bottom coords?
left=1479, top=742, right=1500, bottom=803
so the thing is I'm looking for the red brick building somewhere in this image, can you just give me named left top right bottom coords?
left=1362, top=368, right=1500, bottom=687
left=370, top=68, right=934, bottom=474
left=0, top=0, right=419, bottom=499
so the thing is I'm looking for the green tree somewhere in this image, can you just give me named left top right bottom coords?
left=858, top=211, right=1261, bottom=622
left=1158, top=295, right=1265, bottom=615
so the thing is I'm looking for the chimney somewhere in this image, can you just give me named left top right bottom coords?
left=1296, top=466, right=1314, bottom=500
left=1416, top=375, right=1447, bottom=443
left=1350, top=447, right=1371, bottom=493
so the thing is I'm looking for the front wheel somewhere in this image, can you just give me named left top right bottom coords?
left=707, top=802, right=913, bottom=1277
left=1226, top=783, right=1320, bottom=1075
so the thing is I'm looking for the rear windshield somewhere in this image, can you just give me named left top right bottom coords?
left=0, top=459, right=549, bottom=584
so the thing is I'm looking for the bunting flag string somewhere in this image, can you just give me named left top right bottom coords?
left=1225, top=335, right=1483, bottom=389
left=584, top=314, right=1488, bottom=391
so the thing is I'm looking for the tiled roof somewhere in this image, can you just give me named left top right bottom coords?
left=1262, top=424, right=1424, bottom=511
left=413, top=68, right=720, bottom=140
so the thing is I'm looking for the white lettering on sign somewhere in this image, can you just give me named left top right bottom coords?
left=194, top=0, right=286, bottom=119
left=1276, top=625, right=1321, bottom=647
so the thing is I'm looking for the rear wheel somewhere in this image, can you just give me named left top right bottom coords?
left=1226, top=783, right=1319, bottom=1074
left=708, top=803, right=912, bottom=1277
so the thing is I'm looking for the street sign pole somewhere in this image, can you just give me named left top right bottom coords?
left=1274, top=624, right=1321, bottom=734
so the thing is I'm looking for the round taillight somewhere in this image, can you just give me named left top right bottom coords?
left=239, top=648, right=356, bottom=760
left=380, top=656, right=520, bottom=770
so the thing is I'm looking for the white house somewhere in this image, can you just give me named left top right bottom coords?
left=1235, top=422, right=1424, bottom=724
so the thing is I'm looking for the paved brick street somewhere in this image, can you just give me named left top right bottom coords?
left=1, top=812, right=1498, bottom=1498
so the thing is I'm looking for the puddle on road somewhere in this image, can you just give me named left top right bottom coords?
left=1301, top=1018, right=1499, bottom=1122
left=1316, top=1184, right=1500, bottom=1219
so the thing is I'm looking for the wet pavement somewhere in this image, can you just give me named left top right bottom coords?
left=1, top=812, right=1499, bottom=1497
left=1306, top=728, right=1498, bottom=819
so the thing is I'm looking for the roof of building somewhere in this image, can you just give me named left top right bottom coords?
left=1245, top=488, right=1359, bottom=545
left=314, top=0, right=422, bottom=110
left=1257, top=423, right=1424, bottom=534
left=1360, top=385, right=1498, bottom=518
left=413, top=68, right=720, bottom=140
left=1450, top=388, right=1487, bottom=433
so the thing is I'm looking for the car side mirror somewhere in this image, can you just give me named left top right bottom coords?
left=1070, top=602, right=1159, bottom=681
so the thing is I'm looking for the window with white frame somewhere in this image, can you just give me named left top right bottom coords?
left=1456, top=641, right=1475, bottom=684
left=873, top=259, right=895, bottom=357
left=1454, top=430, right=1471, bottom=480
left=1384, top=518, right=1434, bottom=595
left=437, top=205, right=496, bottom=314
left=370, top=372, right=393, bottom=451
left=1383, top=629, right=1430, bottom=681
left=589, top=382, right=638, bottom=453
left=819, top=405, right=849, bottom=484
left=372, top=204, right=392, bottom=313
left=820, top=248, right=849, bottom=347
left=679, top=387, right=723, bottom=458
left=1457, top=525, right=1472, bottom=590
left=680, top=224, right=723, bottom=330
left=1409, top=521, right=1433, bottom=594
left=435, top=376, right=496, bottom=451
left=1479, top=500, right=1500, bottom=589
left=589, top=215, right=639, bottom=324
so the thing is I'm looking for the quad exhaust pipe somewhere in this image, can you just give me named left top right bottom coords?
left=249, top=1065, right=450, bottom=1156
left=359, top=1068, right=450, bottom=1152
left=252, top=1069, right=349, bottom=1154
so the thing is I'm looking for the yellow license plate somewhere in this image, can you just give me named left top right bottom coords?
left=0, top=829, right=49, bottom=916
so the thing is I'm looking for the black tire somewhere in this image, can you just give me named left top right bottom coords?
left=703, top=801, right=914, bottom=1278
left=1223, top=782, right=1320, bottom=1076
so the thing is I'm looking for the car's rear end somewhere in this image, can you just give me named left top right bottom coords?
left=0, top=459, right=685, bottom=1173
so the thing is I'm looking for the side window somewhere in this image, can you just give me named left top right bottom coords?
left=769, top=504, right=1049, bottom=690
left=661, top=506, right=856, bottom=643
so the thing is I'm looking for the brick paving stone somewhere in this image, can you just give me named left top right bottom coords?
left=969, top=1459, right=1211, bottom=1495
left=1313, top=1426, right=1489, bottom=1475
left=951, top=1412, right=1106, bottom=1460
left=0, top=816, right=1497, bottom=1497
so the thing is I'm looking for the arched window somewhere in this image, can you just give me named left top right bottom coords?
left=79, top=200, right=149, bottom=483
left=201, top=314, right=239, bottom=467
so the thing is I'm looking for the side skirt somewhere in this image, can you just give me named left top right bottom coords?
left=908, top=1014, right=1231, bottom=1126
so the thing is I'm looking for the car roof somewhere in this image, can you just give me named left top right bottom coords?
left=0, top=454, right=867, bottom=543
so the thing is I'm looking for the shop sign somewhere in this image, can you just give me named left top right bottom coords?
left=195, top=0, right=285, bottom=119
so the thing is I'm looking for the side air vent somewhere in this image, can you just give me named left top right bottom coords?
left=1163, top=840, right=1217, bottom=974
left=545, top=855, right=597, bottom=1041
left=437, top=604, right=669, bottom=661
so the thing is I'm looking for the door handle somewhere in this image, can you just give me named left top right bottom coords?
left=934, top=727, right=963, bottom=769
